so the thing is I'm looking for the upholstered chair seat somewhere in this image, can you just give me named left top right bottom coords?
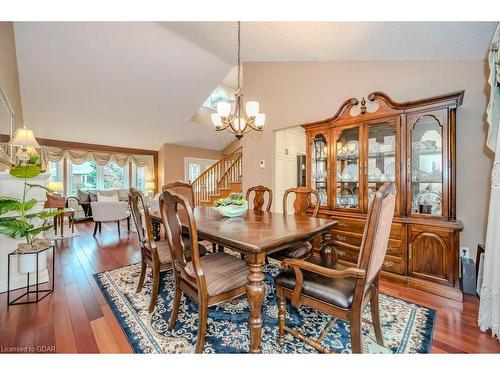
left=155, top=236, right=208, bottom=265
left=273, top=241, right=312, bottom=259
left=185, top=252, right=248, bottom=296
left=275, top=258, right=356, bottom=309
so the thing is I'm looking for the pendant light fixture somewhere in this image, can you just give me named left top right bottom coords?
left=211, top=21, right=265, bottom=139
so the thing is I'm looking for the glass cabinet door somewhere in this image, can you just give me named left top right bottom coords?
left=335, top=126, right=361, bottom=210
left=366, top=121, right=398, bottom=210
left=311, top=133, right=328, bottom=206
left=409, top=115, right=444, bottom=216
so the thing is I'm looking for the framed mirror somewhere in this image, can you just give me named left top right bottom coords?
left=0, top=85, right=14, bottom=166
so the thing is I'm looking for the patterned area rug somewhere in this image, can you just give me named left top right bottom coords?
left=94, top=262, right=435, bottom=354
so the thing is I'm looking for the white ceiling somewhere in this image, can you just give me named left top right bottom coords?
left=13, top=22, right=234, bottom=151
left=165, top=22, right=497, bottom=62
left=13, top=22, right=497, bottom=152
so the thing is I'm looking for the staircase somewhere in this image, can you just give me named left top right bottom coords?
left=192, top=147, right=243, bottom=207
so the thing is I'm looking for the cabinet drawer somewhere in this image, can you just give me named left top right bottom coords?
left=333, top=216, right=404, bottom=240
left=333, top=216, right=365, bottom=234
left=382, top=255, right=405, bottom=275
left=387, top=239, right=404, bottom=257
left=389, top=223, right=404, bottom=240
left=330, top=230, right=362, bottom=246
left=334, top=247, right=359, bottom=264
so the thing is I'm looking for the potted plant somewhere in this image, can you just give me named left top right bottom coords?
left=0, top=154, right=62, bottom=273
left=213, top=192, right=248, bottom=218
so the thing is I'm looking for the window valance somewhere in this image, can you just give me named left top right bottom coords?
left=39, top=146, right=153, bottom=169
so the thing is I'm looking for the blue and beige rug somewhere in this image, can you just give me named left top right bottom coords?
left=94, top=262, right=435, bottom=354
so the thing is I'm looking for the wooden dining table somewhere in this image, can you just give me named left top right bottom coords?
left=150, top=207, right=337, bottom=353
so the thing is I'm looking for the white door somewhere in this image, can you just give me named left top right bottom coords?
left=185, top=158, right=217, bottom=184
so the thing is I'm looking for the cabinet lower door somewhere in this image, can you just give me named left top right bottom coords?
left=408, top=225, right=454, bottom=285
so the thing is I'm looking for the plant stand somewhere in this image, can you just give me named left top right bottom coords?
left=7, top=244, right=55, bottom=306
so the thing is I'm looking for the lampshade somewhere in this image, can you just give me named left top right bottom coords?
left=211, top=113, right=222, bottom=127
left=255, top=113, right=266, bottom=128
left=10, top=126, right=39, bottom=148
left=216, top=102, right=231, bottom=117
left=245, top=101, right=259, bottom=117
left=47, top=181, right=64, bottom=193
left=145, top=181, right=155, bottom=190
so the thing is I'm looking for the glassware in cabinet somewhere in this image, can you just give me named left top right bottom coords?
left=310, top=133, right=328, bottom=206
left=335, top=126, right=360, bottom=210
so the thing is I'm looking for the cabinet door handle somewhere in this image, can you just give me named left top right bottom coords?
left=337, top=221, right=346, bottom=227
left=383, top=260, right=394, bottom=268
left=409, top=244, right=412, bottom=260
left=336, top=235, right=346, bottom=241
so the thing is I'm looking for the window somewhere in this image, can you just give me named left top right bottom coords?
left=67, top=160, right=97, bottom=195
left=132, top=165, right=146, bottom=192
left=48, top=160, right=64, bottom=184
left=185, top=158, right=217, bottom=184
left=102, top=162, right=128, bottom=189
left=202, top=87, right=233, bottom=110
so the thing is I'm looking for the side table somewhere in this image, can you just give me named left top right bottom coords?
left=54, top=208, right=75, bottom=237
left=7, top=244, right=56, bottom=306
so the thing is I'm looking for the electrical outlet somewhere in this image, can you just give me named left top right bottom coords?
left=460, top=246, right=470, bottom=259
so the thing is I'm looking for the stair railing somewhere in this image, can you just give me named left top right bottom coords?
left=192, top=146, right=242, bottom=206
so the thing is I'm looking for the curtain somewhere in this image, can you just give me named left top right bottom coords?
left=39, top=145, right=155, bottom=183
left=478, top=23, right=500, bottom=342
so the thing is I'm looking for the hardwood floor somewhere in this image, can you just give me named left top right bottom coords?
left=0, top=220, right=499, bottom=353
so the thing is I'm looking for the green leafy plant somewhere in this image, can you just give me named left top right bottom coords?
left=0, top=162, right=62, bottom=247
left=214, top=192, right=248, bottom=207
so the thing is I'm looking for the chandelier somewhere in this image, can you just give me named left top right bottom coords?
left=211, top=21, right=265, bottom=139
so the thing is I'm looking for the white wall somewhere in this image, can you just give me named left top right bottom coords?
left=274, top=126, right=306, bottom=212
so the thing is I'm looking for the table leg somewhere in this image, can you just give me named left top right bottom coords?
left=246, top=252, right=266, bottom=353
left=54, top=214, right=58, bottom=235
left=60, top=214, right=64, bottom=238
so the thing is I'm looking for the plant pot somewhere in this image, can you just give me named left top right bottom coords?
left=18, top=251, right=48, bottom=274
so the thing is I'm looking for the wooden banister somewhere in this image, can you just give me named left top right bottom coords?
left=192, top=147, right=242, bottom=206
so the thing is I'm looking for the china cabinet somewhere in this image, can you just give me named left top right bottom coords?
left=303, top=91, right=464, bottom=301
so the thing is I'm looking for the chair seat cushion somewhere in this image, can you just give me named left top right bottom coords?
left=275, top=256, right=356, bottom=309
left=185, top=252, right=248, bottom=296
left=269, top=241, right=312, bottom=259
left=155, top=235, right=207, bottom=265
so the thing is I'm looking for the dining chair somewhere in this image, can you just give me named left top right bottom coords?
left=275, top=182, right=396, bottom=353
left=246, top=185, right=273, bottom=212
left=160, top=189, right=249, bottom=353
left=128, top=188, right=207, bottom=313
left=162, top=181, right=218, bottom=253
left=162, top=181, right=195, bottom=208
left=270, top=187, right=321, bottom=259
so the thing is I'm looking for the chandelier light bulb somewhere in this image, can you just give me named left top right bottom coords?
left=255, top=113, right=266, bottom=128
left=245, top=101, right=259, bottom=117
left=217, top=102, right=231, bottom=118
left=211, top=113, right=222, bottom=128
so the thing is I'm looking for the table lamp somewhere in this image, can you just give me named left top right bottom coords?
left=9, top=125, right=40, bottom=165
left=145, top=181, right=155, bottom=197
left=48, top=181, right=64, bottom=195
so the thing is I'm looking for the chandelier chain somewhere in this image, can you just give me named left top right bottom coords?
left=237, top=21, right=241, bottom=90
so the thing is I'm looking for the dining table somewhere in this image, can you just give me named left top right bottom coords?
left=150, top=207, right=337, bottom=353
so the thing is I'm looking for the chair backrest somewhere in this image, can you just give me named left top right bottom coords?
left=283, top=187, right=320, bottom=217
left=162, top=181, right=195, bottom=208
left=357, top=182, right=396, bottom=285
left=160, top=189, right=205, bottom=283
left=128, top=188, right=155, bottom=249
left=90, top=201, right=129, bottom=222
left=246, top=185, right=273, bottom=212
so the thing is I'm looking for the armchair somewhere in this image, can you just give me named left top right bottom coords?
left=90, top=201, right=131, bottom=236
left=275, top=182, right=396, bottom=353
